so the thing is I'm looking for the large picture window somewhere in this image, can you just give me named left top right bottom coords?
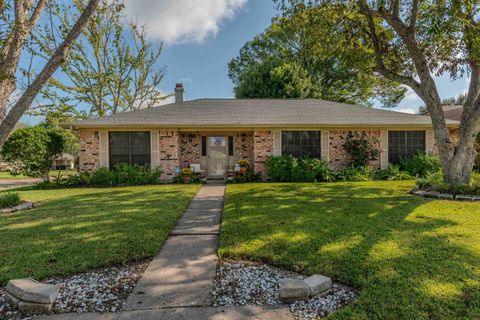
left=109, top=132, right=151, bottom=168
left=281, top=131, right=321, bottom=158
left=388, top=131, right=425, bottom=163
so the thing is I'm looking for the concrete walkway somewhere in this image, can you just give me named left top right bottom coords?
left=0, top=178, right=40, bottom=189
left=36, top=184, right=293, bottom=320
left=124, top=185, right=225, bottom=310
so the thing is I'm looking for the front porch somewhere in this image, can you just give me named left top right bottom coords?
left=160, top=130, right=261, bottom=181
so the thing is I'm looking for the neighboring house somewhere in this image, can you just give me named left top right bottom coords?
left=70, top=84, right=459, bottom=180
left=51, top=153, right=75, bottom=170
left=421, top=105, right=464, bottom=121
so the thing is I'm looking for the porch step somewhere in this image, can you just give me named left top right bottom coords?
left=205, top=179, right=226, bottom=185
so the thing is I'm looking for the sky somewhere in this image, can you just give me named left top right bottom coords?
left=21, top=0, right=470, bottom=124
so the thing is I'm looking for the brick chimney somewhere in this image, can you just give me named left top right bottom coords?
left=175, top=83, right=184, bottom=104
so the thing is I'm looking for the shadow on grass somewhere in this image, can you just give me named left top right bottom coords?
left=220, top=182, right=480, bottom=319
left=0, top=185, right=198, bottom=286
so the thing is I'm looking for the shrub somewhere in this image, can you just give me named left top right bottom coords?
left=265, top=155, right=333, bottom=182
left=401, top=153, right=441, bottom=178
left=334, top=166, right=373, bottom=182
left=416, top=172, right=480, bottom=196
left=1, top=126, right=65, bottom=181
left=34, top=165, right=161, bottom=189
left=0, top=192, right=22, bottom=209
left=374, top=164, right=414, bottom=181
left=343, top=132, right=380, bottom=167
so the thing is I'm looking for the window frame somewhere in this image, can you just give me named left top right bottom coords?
left=388, top=130, right=426, bottom=164
left=281, top=131, right=321, bottom=159
left=108, top=131, right=151, bottom=168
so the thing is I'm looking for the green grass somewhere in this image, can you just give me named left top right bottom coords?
left=0, top=184, right=200, bottom=285
left=0, top=170, right=77, bottom=179
left=220, top=181, right=480, bottom=319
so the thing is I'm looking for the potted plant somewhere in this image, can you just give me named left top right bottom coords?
left=238, top=160, right=250, bottom=174
left=181, top=167, right=193, bottom=184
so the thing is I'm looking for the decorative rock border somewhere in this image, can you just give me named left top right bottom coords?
left=410, top=190, right=480, bottom=202
left=0, top=201, right=34, bottom=214
left=5, top=278, right=59, bottom=314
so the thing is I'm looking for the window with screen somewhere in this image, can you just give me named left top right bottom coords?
left=388, top=131, right=425, bottom=163
left=109, top=132, right=151, bottom=168
left=281, top=131, right=321, bottom=158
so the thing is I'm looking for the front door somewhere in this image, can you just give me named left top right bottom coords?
left=207, top=136, right=227, bottom=178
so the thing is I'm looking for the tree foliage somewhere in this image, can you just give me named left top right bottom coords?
left=29, top=0, right=167, bottom=118
left=277, top=0, right=480, bottom=185
left=343, top=131, right=380, bottom=167
left=229, top=3, right=406, bottom=106
left=1, top=126, right=65, bottom=180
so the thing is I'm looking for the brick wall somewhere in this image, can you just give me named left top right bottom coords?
left=179, top=132, right=201, bottom=165
left=253, top=130, right=273, bottom=177
left=79, top=130, right=100, bottom=172
left=232, top=132, right=254, bottom=167
left=329, top=130, right=381, bottom=170
left=159, top=130, right=180, bottom=180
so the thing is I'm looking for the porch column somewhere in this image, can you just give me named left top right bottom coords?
left=159, top=129, right=180, bottom=181
left=253, top=130, right=274, bottom=178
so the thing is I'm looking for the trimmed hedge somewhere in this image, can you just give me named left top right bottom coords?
left=35, top=164, right=162, bottom=189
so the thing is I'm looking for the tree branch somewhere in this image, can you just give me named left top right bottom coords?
left=0, top=0, right=100, bottom=146
left=361, top=5, right=422, bottom=94
left=409, top=0, right=418, bottom=30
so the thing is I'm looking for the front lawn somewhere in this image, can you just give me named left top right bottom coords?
left=220, top=181, right=480, bottom=319
left=0, top=184, right=200, bottom=285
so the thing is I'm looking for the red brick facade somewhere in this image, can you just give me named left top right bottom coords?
left=253, top=130, right=274, bottom=177
left=159, top=130, right=180, bottom=180
left=329, top=130, right=381, bottom=170
left=79, top=130, right=100, bottom=172
left=79, top=128, right=437, bottom=179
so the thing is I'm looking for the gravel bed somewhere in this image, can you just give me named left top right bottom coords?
left=0, top=261, right=148, bottom=320
left=212, top=260, right=357, bottom=320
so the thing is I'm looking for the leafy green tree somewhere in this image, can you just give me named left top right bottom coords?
left=30, top=0, right=167, bottom=118
left=229, top=3, right=406, bottom=106
left=442, top=93, right=468, bottom=106
left=277, top=0, right=480, bottom=185
left=1, top=126, right=65, bottom=181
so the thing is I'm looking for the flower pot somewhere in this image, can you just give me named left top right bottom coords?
left=183, top=176, right=191, bottom=184
left=240, top=167, right=248, bottom=174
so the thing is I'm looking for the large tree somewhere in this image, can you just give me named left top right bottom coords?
left=278, top=0, right=480, bottom=185
left=0, top=0, right=100, bottom=146
left=30, top=0, right=167, bottom=118
left=229, top=3, right=406, bottom=106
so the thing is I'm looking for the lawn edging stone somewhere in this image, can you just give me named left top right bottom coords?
left=0, top=201, right=34, bottom=214
left=279, top=274, right=333, bottom=303
left=410, top=189, right=480, bottom=202
left=5, top=278, right=59, bottom=314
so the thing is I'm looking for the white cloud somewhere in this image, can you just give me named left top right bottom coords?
left=124, top=0, right=247, bottom=44
left=392, top=107, right=417, bottom=114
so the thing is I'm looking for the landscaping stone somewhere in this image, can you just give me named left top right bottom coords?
left=18, top=301, right=52, bottom=314
left=438, top=193, right=454, bottom=200
left=455, top=195, right=473, bottom=201
left=6, top=278, right=59, bottom=304
left=4, top=293, right=20, bottom=308
left=304, top=275, right=332, bottom=297
left=0, top=201, right=34, bottom=214
left=471, top=196, right=480, bottom=202
left=412, top=190, right=426, bottom=196
left=423, top=191, right=440, bottom=199
left=212, top=261, right=357, bottom=320
left=278, top=279, right=310, bottom=303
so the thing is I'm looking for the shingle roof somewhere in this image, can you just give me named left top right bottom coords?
left=71, top=99, right=459, bottom=128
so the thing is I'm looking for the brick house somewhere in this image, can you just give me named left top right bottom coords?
left=70, top=84, right=459, bottom=180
